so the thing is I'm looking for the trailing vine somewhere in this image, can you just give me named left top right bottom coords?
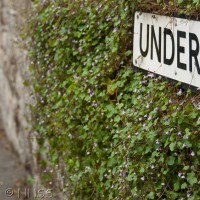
left=25, top=0, right=200, bottom=199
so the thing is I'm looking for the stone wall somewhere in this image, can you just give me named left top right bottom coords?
left=0, top=0, right=31, bottom=164
left=0, top=2, right=64, bottom=198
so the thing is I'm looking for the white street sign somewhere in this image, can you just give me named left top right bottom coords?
left=133, top=11, right=200, bottom=89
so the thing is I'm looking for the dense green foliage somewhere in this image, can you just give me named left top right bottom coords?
left=26, top=0, right=200, bottom=199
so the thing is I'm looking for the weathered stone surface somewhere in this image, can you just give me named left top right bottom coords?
left=0, top=130, right=28, bottom=200
left=0, top=0, right=31, bottom=164
left=0, top=2, right=63, bottom=198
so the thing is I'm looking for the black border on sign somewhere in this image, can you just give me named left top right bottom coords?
left=132, top=11, right=200, bottom=93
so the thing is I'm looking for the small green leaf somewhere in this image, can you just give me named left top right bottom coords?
left=181, top=182, right=187, bottom=189
left=169, top=142, right=176, bottom=151
left=167, top=156, right=175, bottom=165
left=187, top=172, right=197, bottom=186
